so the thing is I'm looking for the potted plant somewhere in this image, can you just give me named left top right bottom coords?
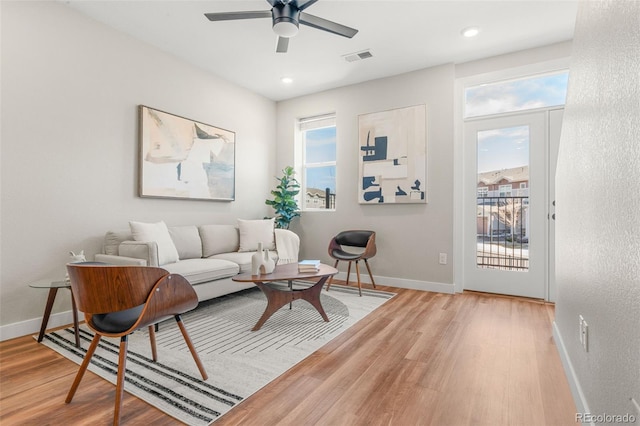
left=265, top=166, right=301, bottom=229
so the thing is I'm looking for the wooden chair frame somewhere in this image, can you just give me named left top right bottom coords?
left=326, top=230, right=377, bottom=296
left=65, top=264, right=208, bottom=426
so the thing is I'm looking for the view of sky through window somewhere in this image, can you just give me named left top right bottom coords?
left=477, top=126, right=529, bottom=173
left=305, top=126, right=336, bottom=192
left=465, top=71, right=569, bottom=118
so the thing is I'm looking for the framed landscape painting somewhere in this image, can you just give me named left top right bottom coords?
left=138, top=105, right=235, bottom=201
left=358, top=104, right=427, bottom=204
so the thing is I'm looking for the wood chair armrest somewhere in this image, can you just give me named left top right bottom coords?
left=362, top=233, right=377, bottom=259
left=136, top=274, right=198, bottom=329
left=328, top=237, right=341, bottom=257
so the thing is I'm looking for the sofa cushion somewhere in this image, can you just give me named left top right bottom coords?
left=211, top=251, right=278, bottom=274
left=104, top=230, right=132, bottom=255
left=238, top=218, right=276, bottom=252
left=169, top=226, right=202, bottom=260
left=162, top=258, right=239, bottom=285
left=129, top=221, right=180, bottom=265
left=199, top=225, right=239, bottom=257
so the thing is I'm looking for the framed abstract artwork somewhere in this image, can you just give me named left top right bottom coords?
left=138, top=105, right=235, bottom=201
left=358, top=104, right=427, bottom=204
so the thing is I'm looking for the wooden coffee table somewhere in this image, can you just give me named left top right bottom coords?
left=232, top=263, right=338, bottom=331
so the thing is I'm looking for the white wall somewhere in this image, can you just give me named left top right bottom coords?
left=277, top=65, right=456, bottom=292
left=0, top=1, right=276, bottom=337
left=554, top=0, right=640, bottom=418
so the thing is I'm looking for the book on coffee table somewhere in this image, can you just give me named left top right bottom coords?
left=298, top=259, right=321, bottom=272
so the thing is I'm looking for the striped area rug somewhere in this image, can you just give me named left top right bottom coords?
left=40, top=282, right=395, bottom=425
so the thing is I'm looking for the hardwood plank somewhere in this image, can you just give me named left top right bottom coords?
left=1, top=285, right=577, bottom=425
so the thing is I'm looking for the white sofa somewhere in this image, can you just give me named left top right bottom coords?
left=94, top=220, right=300, bottom=302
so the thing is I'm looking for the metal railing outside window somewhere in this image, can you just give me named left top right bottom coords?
left=476, top=195, right=529, bottom=271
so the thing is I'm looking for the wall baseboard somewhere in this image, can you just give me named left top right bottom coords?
left=0, top=310, right=75, bottom=342
left=552, top=321, right=591, bottom=423
left=335, top=272, right=455, bottom=294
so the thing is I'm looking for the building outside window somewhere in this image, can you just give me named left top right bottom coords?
left=499, top=184, right=513, bottom=197
left=298, top=114, right=336, bottom=210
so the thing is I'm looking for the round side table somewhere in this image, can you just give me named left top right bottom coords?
left=29, top=279, right=80, bottom=347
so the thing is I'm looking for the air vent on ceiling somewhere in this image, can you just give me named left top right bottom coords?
left=343, top=49, right=373, bottom=63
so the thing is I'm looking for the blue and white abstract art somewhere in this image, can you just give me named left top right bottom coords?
left=358, top=104, right=427, bottom=204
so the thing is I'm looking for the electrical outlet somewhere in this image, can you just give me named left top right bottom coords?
left=439, top=253, right=447, bottom=265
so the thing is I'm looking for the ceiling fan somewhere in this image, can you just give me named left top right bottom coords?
left=204, top=0, right=358, bottom=53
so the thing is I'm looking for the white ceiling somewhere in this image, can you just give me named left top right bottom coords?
left=62, top=0, right=578, bottom=101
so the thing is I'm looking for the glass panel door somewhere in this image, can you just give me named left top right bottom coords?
left=464, top=112, right=546, bottom=298
left=476, top=125, right=530, bottom=271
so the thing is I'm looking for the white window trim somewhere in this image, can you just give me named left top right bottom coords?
left=298, top=113, right=337, bottom=211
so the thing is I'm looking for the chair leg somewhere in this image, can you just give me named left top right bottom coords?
left=354, top=261, right=362, bottom=297
left=66, top=333, right=101, bottom=403
left=148, top=325, right=157, bottom=362
left=326, top=260, right=339, bottom=291
left=364, top=259, right=376, bottom=288
left=113, top=335, right=129, bottom=426
left=346, top=261, right=352, bottom=286
left=175, top=315, right=208, bottom=380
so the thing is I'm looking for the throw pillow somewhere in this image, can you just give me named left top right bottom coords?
left=129, top=221, right=180, bottom=265
left=238, top=218, right=276, bottom=252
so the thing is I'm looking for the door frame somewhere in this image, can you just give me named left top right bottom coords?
left=463, top=111, right=547, bottom=299
left=453, top=60, right=569, bottom=301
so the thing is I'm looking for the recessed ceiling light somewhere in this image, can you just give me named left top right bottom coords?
left=281, top=77, right=293, bottom=84
left=461, top=27, right=480, bottom=38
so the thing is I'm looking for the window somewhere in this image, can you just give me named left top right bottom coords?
left=298, top=114, right=336, bottom=210
left=465, top=71, right=569, bottom=118
left=477, top=187, right=489, bottom=197
left=499, top=184, right=512, bottom=197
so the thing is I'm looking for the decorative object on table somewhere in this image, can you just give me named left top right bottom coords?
left=327, top=230, right=377, bottom=296
left=39, top=283, right=396, bottom=425
left=261, top=248, right=275, bottom=274
left=65, top=250, right=87, bottom=281
left=138, top=105, right=236, bottom=201
left=298, top=259, right=321, bottom=272
left=358, top=104, right=427, bottom=204
left=251, top=243, right=276, bottom=275
left=265, top=166, right=300, bottom=229
left=251, top=242, right=276, bottom=275
left=69, top=250, right=86, bottom=263
left=251, top=242, right=265, bottom=275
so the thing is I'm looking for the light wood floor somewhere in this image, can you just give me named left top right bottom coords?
left=0, top=284, right=576, bottom=425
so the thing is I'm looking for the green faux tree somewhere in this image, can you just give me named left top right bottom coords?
left=265, top=166, right=301, bottom=229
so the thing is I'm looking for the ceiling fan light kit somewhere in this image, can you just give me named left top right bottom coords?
left=205, top=0, right=358, bottom=53
left=272, top=3, right=300, bottom=37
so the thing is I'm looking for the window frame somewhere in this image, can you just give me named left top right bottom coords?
left=297, top=114, right=337, bottom=211
left=464, top=70, right=570, bottom=119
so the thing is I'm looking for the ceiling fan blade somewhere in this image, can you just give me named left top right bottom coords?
left=204, top=11, right=272, bottom=21
left=276, top=36, right=289, bottom=53
left=295, top=0, right=320, bottom=11
left=299, top=12, right=358, bottom=38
